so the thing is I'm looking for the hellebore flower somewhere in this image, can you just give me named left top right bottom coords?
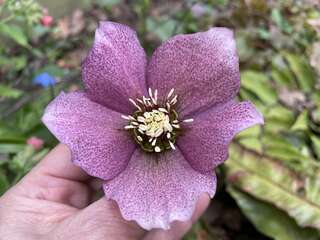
left=42, top=22, right=263, bottom=230
left=33, top=72, right=56, bottom=88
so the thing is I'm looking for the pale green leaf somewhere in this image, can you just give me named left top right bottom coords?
left=283, top=53, right=316, bottom=92
left=311, top=135, right=320, bottom=160
left=0, top=84, right=23, bottom=99
left=291, top=110, right=309, bottom=131
left=0, top=23, right=28, bottom=47
left=228, top=187, right=320, bottom=240
left=241, top=71, right=277, bottom=105
left=225, top=144, right=320, bottom=229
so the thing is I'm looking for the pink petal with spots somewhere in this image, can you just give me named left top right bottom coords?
left=147, top=28, right=240, bottom=117
left=42, top=91, right=135, bottom=180
left=178, top=101, right=264, bottom=173
left=103, top=148, right=216, bottom=230
left=82, top=21, right=147, bottom=114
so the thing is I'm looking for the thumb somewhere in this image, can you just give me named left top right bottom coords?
left=75, top=198, right=146, bottom=239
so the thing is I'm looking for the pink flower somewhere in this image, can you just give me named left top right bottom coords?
left=27, top=136, right=44, bottom=150
left=42, top=22, right=263, bottom=230
left=41, top=9, right=53, bottom=27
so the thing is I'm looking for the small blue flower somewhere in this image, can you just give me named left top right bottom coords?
left=33, top=72, right=56, bottom=88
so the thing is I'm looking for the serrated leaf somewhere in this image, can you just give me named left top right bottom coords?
left=0, top=23, right=28, bottom=47
left=225, top=144, right=320, bottom=229
left=283, top=53, right=316, bottom=92
left=241, top=71, right=277, bottom=105
left=228, top=187, right=320, bottom=240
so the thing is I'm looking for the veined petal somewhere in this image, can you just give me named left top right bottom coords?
left=82, top=21, right=147, bottom=114
left=178, top=100, right=264, bottom=173
left=42, top=91, right=135, bottom=180
left=103, top=148, right=216, bottom=230
left=147, top=28, right=240, bottom=117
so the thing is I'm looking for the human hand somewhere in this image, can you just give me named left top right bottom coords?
left=0, top=144, right=210, bottom=240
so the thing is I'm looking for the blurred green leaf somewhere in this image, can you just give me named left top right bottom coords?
left=0, top=55, right=27, bottom=71
left=271, top=8, right=293, bottom=33
left=228, top=187, right=320, bottom=240
left=0, top=84, right=23, bottom=99
left=146, top=17, right=177, bottom=41
left=0, top=122, right=25, bottom=142
left=291, top=110, right=308, bottom=131
left=0, top=23, right=28, bottom=47
left=226, top=144, right=320, bottom=230
left=95, top=0, right=121, bottom=7
left=0, top=143, right=25, bottom=154
left=283, top=53, right=316, bottom=92
left=236, top=125, right=261, bottom=139
left=263, top=105, right=295, bottom=133
left=238, top=137, right=263, bottom=153
left=271, top=55, right=296, bottom=87
left=0, top=171, right=9, bottom=195
left=241, top=71, right=277, bottom=105
left=311, top=135, right=320, bottom=160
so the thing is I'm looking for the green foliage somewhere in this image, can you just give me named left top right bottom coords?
left=240, top=71, right=277, bottom=105
left=0, top=23, right=29, bottom=47
left=283, top=52, right=316, bottom=92
left=4, top=0, right=42, bottom=25
left=226, top=144, right=320, bottom=229
left=0, top=84, right=23, bottom=99
left=228, top=187, right=320, bottom=240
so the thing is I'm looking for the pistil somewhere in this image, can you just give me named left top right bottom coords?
left=122, top=88, right=193, bottom=153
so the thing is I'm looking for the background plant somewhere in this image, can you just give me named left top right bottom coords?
left=0, top=0, right=319, bottom=239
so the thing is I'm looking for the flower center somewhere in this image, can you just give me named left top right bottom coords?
left=122, top=88, right=193, bottom=153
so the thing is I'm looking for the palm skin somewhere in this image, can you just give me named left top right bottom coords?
left=0, top=144, right=209, bottom=240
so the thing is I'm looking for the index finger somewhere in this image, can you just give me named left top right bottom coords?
left=31, top=144, right=91, bottom=182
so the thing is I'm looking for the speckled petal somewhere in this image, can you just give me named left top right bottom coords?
left=178, top=101, right=264, bottom=173
left=103, top=148, right=216, bottom=230
left=82, top=21, right=147, bottom=114
left=147, top=28, right=240, bottom=117
left=42, top=91, right=135, bottom=180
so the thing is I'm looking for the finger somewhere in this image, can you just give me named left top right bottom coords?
left=10, top=144, right=93, bottom=208
left=32, top=144, right=90, bottom=182
left=144, top=193, right=210, bottom=240
left=74, top=198, right=146, bottom=240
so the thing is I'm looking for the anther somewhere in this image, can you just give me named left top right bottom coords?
left=155, top=146, right=161, bottom=152
left=183, top=118, right=194, bottom=123
left=169, top=141, right=176, bottom=150
left=167, top=88, right=174, bottom=99
left=129, top=98, right=142, bottom=111
left=124, top=125, right=136, bottom=130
